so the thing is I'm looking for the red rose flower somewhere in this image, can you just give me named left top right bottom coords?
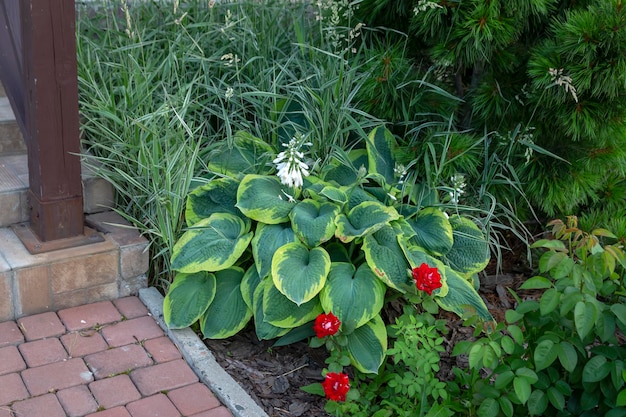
left=322, top=372, right=350, bottom=402
left=412, top=263, right=442, bottom=295
left=313, top=312, right=341, bottom=338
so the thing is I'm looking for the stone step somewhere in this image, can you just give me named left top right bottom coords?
left=0, top=153, right=115, bottom=227
left=0, top=96, right=26, bottom=155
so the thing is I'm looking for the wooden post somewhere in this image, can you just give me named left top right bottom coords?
left=20, top=0, right=84, bottom=242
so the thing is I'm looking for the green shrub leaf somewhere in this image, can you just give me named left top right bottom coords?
left=539, top=288, right=561, bottom=315
left=534, top=339, right=558, bottom=371
left=527, top=390, right=548, bottom=416
left=557, top=341, right=578, bottom=373
left=519, top=276, right=553, bottom=290
left=477, top=398, right=499, bottom=417
left=582, top=355, right=611, bottom=383
left=574, top=301, right=597, bottom=340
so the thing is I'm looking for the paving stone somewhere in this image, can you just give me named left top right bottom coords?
left=85, top=344, right=152, bottom=379
left=12, top=393, right=66, bottom=417
left=130, top=358, right=198, bottom=396
left=57, top=385, right=99, bottom=417
left=16, top=312, right=65, bottom=341
left=0, top=408, right=13, bottom=417
left=167, top=383, right=221, bottom=416
left=101, top=316, right=163, bottom=347
left=90, top=374, right=141, bottom=408
left=143, top=337, right=181, bottom=363
left=21, top=357, right=94, bottom=396
left=190, top=407, right=234, bottom=417
left=0, top=345, right=26, bottom=375
left=18, top=337, right=68, bottom=367
left=61, top=330, right=109, bottom=358
left=126, top=393, right=181, bottom=417
left=0, top=373, right=29, bottom=406
left=113, top=297, right=148, bottom=319
left=85, top=406, right=132, bottom=417
left=58, top=301, right=122, bottom=331
left=0, top=321, right=24, bottom=347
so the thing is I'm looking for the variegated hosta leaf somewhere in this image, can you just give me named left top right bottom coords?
left=346, top=314, right=387, bottom=374
left=252, top=278, right=290, bottom=340
left=185, top=177, right=244, bottom=227
left=163, top=272, right=216, bottom=329
left=289, top=199, right=340, bottom=247
left=320, top=263, right=386, bottom=334
left=241, top=266, right=262, bottom=311
left=236, top=174, right=298, bottom=224
left=346, top=186, right=379, bottom=211
left=271, top=242, right=331, bottom=306
left=335, top=201, right=400, bottom=243
left=362, top=225, right=410, bottom=291
left=207, top=131, right=274, bottom=177
left=366, top=126, right=397, bottom=185
left=321, top=149, right=368, bottom=186
left=407, top=207, right=453, bottom=256
left=251, top=222, right=297, bottom=279
left=443, top=215, right=490, bottom=277
left=435, top=266, right=494, bottom=322
left=199, top=267, right=252, bottom=339
left=400, top=244, right=449, bottom=298
left=171, top=214, right=252, bottom=273
left=319, top=186, right=348, bottom=205
left=263, top=280, right=323, bottom=328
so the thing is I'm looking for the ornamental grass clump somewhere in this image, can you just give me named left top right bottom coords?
left=164, top=124, right=493, bottom=380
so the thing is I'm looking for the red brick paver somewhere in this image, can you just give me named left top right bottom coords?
left=0, top=297, right=235, bottom=417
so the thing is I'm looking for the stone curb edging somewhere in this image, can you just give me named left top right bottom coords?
left=138, top=287, right=270, bottom=417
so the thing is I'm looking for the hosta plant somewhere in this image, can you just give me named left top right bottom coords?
left=163, top=125, right=493, bottom=375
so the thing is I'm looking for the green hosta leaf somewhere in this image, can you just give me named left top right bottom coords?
left=407, top=208, right=453, bottom=256
left=346, top=314, right=387, bottom=374
left=236, top=175, right=297, bottom=224
left=574, top=301, right=597, bottom=340
left=171, top=214, right=252, bottom=273
left=435, top=267, right=494, bottom=322
left=241, top=266, right=262, bottom=311
left=207, top=131, right=274, bottom=177
left=366, top=125, right=397, bottom=185
left=164, top=272, right=216, bottom=329
left=534, top=339, right=558, bottom=371
left=251, top=222, right=296, bottom=279
left=320, top=263, right=386, bottom=334
left=263, top=280, right=323, bottom=328
left=335, top=201, right=400, bottom=243
left=252, top=278, right=290, bottom=340
left=200, top=267, right=252, bottom=339
left=289, top=199, right=340, bottom=247
left=443, top=215, right=490, bottom=277
left=362, top=225, right=410, bottom=291
left=185, top=177, right=243, bottom=227
left=583, top=355, right=612, bottom=383
left=272, top=243, right=331, bottom=305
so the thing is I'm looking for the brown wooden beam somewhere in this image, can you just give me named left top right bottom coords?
left=21, top=0, right=84, bottom=242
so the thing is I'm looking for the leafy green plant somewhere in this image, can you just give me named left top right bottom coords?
left=450, top=216, right=626, bottom=416
left=163, top=125, right=493, bottom=376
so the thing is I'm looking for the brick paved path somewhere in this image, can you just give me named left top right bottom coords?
left=0, top=297, right=233, bottom=417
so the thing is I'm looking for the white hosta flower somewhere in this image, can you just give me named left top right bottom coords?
left=273, top=137, right=311, bottom=188
left=414, top=0, right=443, bottom=15
left=449, top=174, right=466, bottom=204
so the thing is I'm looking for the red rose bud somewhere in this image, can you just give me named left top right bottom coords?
left=322, top=372, right=350, bottom=402
left=412, top=263, right=442, bottom=295
left=313, top=312, right=341, bottom=338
